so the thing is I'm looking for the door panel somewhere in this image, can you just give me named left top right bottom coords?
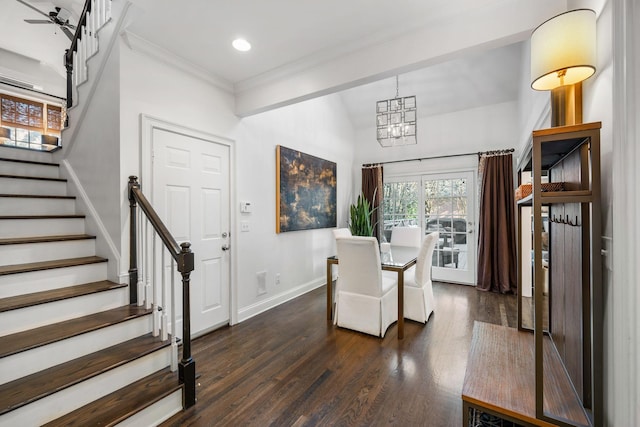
left=153, top=128, right=230, bottom=336
left=423, top=171, right=476, bottom=284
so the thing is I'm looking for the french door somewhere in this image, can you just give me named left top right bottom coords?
left=384, top=170, right=477, bottom=285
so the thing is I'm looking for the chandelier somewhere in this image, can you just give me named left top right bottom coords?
left=376, top=76, right=417, bottom=147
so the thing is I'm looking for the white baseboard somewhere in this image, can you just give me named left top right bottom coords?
left=237, top=278, right=325, bottom=323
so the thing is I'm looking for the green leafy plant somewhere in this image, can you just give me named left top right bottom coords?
left=349, top=192, right=377, bottom=237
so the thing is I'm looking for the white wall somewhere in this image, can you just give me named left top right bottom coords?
left=235, top=95, right=355, bottom=320
left=118, top=41, right=356, bottom=323
left=353, top=101, right=519, bottom=191
left=118, top=39, right=238, bottom=281
left=0, top=48, right=66, bottom=97
left=58, top=41, right=122, bottom=280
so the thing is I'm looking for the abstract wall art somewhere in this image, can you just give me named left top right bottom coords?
left=276, top=145, right=337, bottom=233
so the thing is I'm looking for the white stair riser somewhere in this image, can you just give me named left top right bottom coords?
left=0, top=314, right=154, bottom=385
left=0, top=177, right=67, bottom=196
left=0, top=263, right=107, bottom=297
left=0, top=287, right=128, bottom=337
left=0, top=197, right=75, bottom=215
left=0, top=347, right=172, bottom=426
left=115, top=389, right=182, bottom=427
left=0, top=239, right=96, bottom=266
left=0, top=218, right=85, bottom=238
left=0, top=148, right=54, bottom=164
left=0, top=162, right=58, bottom=179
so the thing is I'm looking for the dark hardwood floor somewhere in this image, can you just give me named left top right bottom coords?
left=162, top=282, right=518, bottom=427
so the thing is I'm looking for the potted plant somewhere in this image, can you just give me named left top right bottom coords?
left=349, top=192, right=377, bottom=237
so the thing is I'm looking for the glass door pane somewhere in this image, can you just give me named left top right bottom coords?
left=423, top=171, right=476, bottom=284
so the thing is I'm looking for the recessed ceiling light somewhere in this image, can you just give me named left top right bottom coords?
left=232, top=38, right=251, bottom=52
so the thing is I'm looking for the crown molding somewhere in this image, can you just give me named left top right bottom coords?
left=121, top=30, right=233, bottom=94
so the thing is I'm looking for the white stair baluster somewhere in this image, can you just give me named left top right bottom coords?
left=137, top=210, right=144, bottom=306
left=82, top=26, right=88, bottom=81
left=151, top=232, right=158, bottom=333
left=77, top=38, right=83, bottom=84
left=144, top=220, right=151, bottom=309
left=78, top=38, right=85, bottom=83
left=86, top=11, right=92, bottom=57
left=161, top=249, right=168, bottom=341
left=170, top=259, right=177, bottom=372
left=106, top=0, right=112, bottom=21
left=97, top=0, right=104, bottom=28
left=73, top=50, right=79, bottom=87
left=91, top=0, right=97, bottom=54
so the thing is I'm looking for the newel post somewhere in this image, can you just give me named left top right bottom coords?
left=128, top=176, right=139, bottom=305
left=64, top=49, right=73, bottom=127
left=178, top=242, right=196, bottom=407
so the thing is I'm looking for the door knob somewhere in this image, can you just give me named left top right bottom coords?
left=221, top=245, right=230, bottom=251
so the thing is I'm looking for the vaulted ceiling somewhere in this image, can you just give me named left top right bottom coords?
left=1, top=0, right=569, bottom=123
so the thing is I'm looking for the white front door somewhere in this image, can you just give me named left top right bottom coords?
left=152, top=128, right=230, bottom=336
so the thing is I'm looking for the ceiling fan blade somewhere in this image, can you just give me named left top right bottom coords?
left=15, top=0, right=51, bottom=19
left=61, top=26, right=74, bottom=41
left=24, top=19, right=53, bottom=24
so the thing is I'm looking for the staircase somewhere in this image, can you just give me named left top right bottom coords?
left=0, top=150, right=183, bottom=426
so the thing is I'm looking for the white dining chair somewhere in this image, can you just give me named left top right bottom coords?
left=334, top=236, right=398, bottom=337
left=390, top=226, right=422, bottom=248
left=331, top=228, right=352, bottom=285
left=332, top=228, right=352, bottom=239
left=402, top=231, right=439, bottom=323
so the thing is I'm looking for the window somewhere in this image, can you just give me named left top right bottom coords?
left=382, top=180, right=419, bottom=241
left=0, top=93, right=62, bottom=151
left=1, top=95, right=43, bottom=132
left=47, top=105, right=62, bottom=132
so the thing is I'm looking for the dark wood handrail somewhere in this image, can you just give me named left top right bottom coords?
left=128, top=175, right=196, bottom=408
left=64, top=0, right=92, bottom=110
left=129, top=182, right=181, bottom=259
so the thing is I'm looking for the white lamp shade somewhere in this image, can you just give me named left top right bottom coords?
left=531, top=9, right=596, bottom=91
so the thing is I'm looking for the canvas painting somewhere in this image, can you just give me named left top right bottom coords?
left=276, top=145, right=337, bottom=233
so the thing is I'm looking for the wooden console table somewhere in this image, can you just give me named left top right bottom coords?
left=462, top=322, right=590, bottom=427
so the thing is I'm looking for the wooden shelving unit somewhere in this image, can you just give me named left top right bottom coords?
left=529, top=122, right=602, bottom=427
left=463, top=123, right=602, bottom=427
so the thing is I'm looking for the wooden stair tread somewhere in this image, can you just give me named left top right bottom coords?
left=0, top=255, right=107, bottom=276
left=0, top=174, right=66, bottom=182
left=0, top=157, right=59, bottom=167
left=0, top=214, right=85, bottom=219
left=0, top=280, right=125, bottom=313
left=0, top=333, right=169, bottom=416
left=0, top=305, right=152, bottom=358
left=0, top=234, right=95, bottom=245
left=43, top=368, right=181, bottom=426
left=0, top=194, right=74, bottom=199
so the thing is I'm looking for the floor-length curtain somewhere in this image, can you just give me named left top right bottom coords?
left=362, top=165, right=383, bottom=241
left=477, top=154, right=517, bottom=293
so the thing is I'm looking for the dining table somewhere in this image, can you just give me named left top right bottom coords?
left=326, top=245, right=418, bottom=339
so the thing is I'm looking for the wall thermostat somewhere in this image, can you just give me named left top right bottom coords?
left=240, top=201, right=252, bottom=213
